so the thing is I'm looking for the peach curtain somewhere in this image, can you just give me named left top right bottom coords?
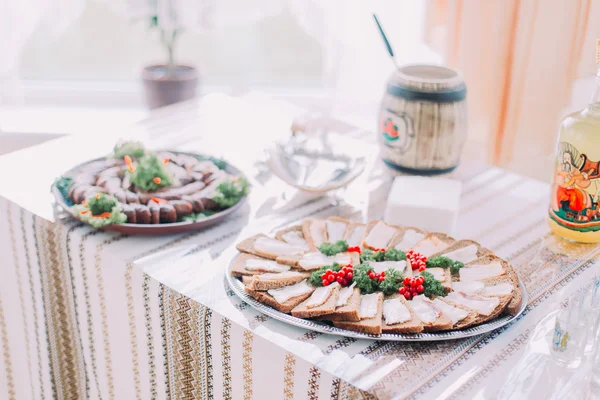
left=426, top=0, right=599, bottom=175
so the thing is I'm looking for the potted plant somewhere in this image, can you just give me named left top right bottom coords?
left=142, top=15, right=199, bottom=109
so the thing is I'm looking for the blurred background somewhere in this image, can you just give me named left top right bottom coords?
left=1, top=0, right=599, bottom=182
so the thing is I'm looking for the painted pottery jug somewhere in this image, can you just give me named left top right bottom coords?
left=378, top=64, right=468, bottom=174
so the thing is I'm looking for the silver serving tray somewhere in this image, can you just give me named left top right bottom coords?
left=52, top=151, right=247, bottom=235
left=225, top=253, right=528, bottom=341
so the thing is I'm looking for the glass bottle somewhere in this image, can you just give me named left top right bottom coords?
left=548, top=42, right=600, bottom=243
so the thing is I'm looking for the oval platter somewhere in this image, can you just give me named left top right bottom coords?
left=225, top=248, right=528, bottom=342
left=51, top=151, right=247, bottom=235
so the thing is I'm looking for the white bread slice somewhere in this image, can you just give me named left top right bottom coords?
left=244, top=286, right=314, bottom=313
left=382, top=295, right=423, bottom=334
left=291, top=283, right=341, bottom=318
left=314, top=287, right=361, bottom=322
left=325, top=217, right=350, bottom=243
left=230, top=253, right=291, bottom=278
left=275, top=225, right=310, bottom=251
left=410, top=295, right=453, bottom=331
left=236, top=234, right=305, bottom=260
left=361, top=220, right=399, bottom=250
left=388, top=227, right=427, bottom=251
left=430, top=240, right=492, bottom=264
left=302, top=219, right=328, bottom=250
left=333, top=293, right=384, bottom=335
left=470, top=255, right=522, bottom=315
left=344, top=222, right=367, bottom=248
left=242, top=271, right=310, bottom=291
left=410, top=233, right=455, bottom=257
left=444, top=291, right=511, bottom=325
left=432, top=298, right=478, bottom=330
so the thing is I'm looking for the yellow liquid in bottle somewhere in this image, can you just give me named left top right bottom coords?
left=548, top=101, right=600, bottom=243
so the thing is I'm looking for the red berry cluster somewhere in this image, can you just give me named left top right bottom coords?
left=368, top=269, right=386, bottom=282
left=406, top=250, right=427, bottom=272
left=398, top=276, right=425, bottom=300
left=321, top=265, right=353, bottom=287
left=347, top=246, right=361, bottom=253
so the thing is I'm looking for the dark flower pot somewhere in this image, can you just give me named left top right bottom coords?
left=142, top=65, right=199, bottom=109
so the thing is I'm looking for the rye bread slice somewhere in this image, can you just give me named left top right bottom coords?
left=444, top=292, right=512, bottom=325
left=244, top=286, right=314, bottom=314
left=236, top=234, right=271, bottom=258
left=360, top=220, right=400, bottom=251
left=343, top=222, right=367, bottom=248
left=433, top=298, right=479, bottom=330
left=481, top=275, right=522, bottom=315
left=458, top=255, right=513, bottom=283
left=419, top=268, right=453, bottom=294
left=279, top=251, right=360, bottom=272
left=230, top=253, right=291, bottom=278
left=242, top=271, right=310, bottom=291
left=302, top=219, right=327, bottom=251
left=382, top=295, right=424, bottom=334
left=409, top=295, right=454, bottom=331
left=430, top=239, right=493, bottom=264
left=410, top=233, right=456, bottom=257
left=325, top=216, right=351, bottom=242
left=274, top=224, right=304, bottom=242
left=388, top=226, right=428, bottom=251
left=333, top=293, right=384, bottom=335
left=314, top=287, right=361, bottom=322
left=291, top=284, right=341, bottom=318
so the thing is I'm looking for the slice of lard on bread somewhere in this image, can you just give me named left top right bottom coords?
left=360, top=220, right=400, bottom=251
left=444, top=291, right=511, bottom=324
left=314, top=284, right=361, bottom=322
left=230, top=253, right=292, bottom=278
left=325, top=217, right=351, bottom=243
left=333, top=292, right=384, bottom=335
left=430, top=240, right=493, bottom=264
left=302, top=219, right=328, bottom=250
left=275, top=225, right=311, bottom=252
left=292, top=251, right=358, bottom=272
left=409, top=295, right=453, bottom=331
left=242, top=270, right=311, bottom=291
left=291, top=282, right=342, bottom=318
left=410, top=233, right=455, bottom=257
left=236, top=234, right=307, bottom=260
left=418, top=267, right=452, bottom=293
left=388, top=227, right=427, bottom=251
left=344, top=222, right=367, bottom=248
left=244, top=279, right=314, bottom=313
left=382, top=295, right=423, bottom=334
left=431, top=298, right=479, bottom=330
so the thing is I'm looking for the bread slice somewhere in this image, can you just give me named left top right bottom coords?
left=236, top=234, right=306, bottom=260
left=458, top=255, right=511, bottom=283
left=274, top=225, right=310, bottom=251
left=343, top=222, right=367, bottom=248
left=230, top=253, right=291, bottom=278
left=382, top=295, right=423, bottom=334
left=325, top=216, right=350, bottom=243
left=432, top=298, right=479, bottom=330
left=409, top=295, right=453, bottom=331
left=481, top=275, right=522, bottom=315
left=302, top=219, right=328, bottom=250
left=418, top=268, right=452, bottom=294
left=291, top=283, right=341, bottom=318
left=333, top=293, right=384, bottom=335
left=361, top=220, right=399, bottom=250
left=430, top=239, right=492, bottom=264
left=314, top=287, right=361, bottom=322
left=410, top=233, right=455, bottom=257
left=277, top=251, right=360, bottom=271
left=471, top=255, right=522, bottom=315
left=275, top=224, right=304, bottom=242
left=388, top=227, right=428, bottom=251
left=444, top=291, right=511, bottom=325
left=244, top=286, right=314, bottom=313
left=242, top=271, right=310, bottom=291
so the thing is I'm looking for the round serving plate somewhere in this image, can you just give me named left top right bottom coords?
left=225, top=253, right=529, bottom=341
left=51, top=151, right=248, bottom=235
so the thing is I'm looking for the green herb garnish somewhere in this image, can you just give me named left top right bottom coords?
left=197, top=155, right=227, bottom=170
left=353, top=263, right=379, bottom=294
left=179, top=210, right=217, bottom=222
left=88, top=193, right=117, bottom=215
left=383, top=248, right=406, bottom=261
left=129, top=153, right=174, bottom=191
left=72, top=193, right=127, bottom=228
left=378, top=268, right=404, bottom=295
left=426, top=255, right=464, bottom=275
left=55, top=176, right=73, bottom=204
left=360, top=249, right=384, bottom=263
left=318, top=240, right=349, bottom=256
left=211, top=177, right=249, bottom=208
left=420, top=271, right=446, bottom=298
left=309, top=263, right=342, bottom=287
left=113, top=140, right=146, bottom=159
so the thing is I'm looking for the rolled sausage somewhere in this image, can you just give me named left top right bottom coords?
left=169, top=200, right=193, bottom=216
left=159, top=204, right=177, bottom=223
left=121, top=204, right=137, bottom=224
left=133, top=204, right=151, bottom=224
